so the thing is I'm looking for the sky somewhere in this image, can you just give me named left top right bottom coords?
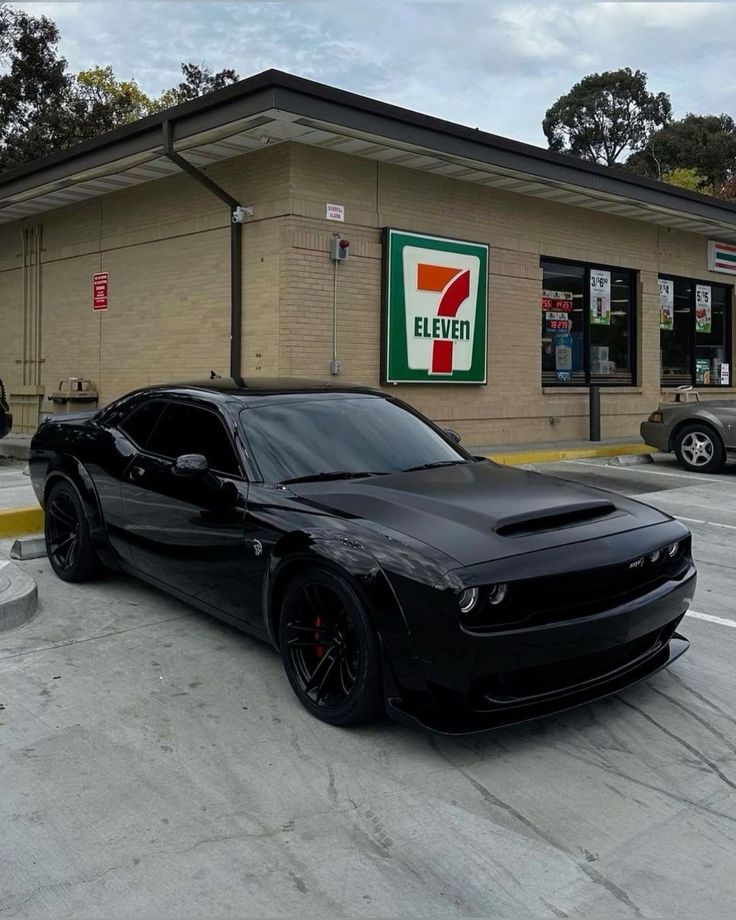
left=14, top=1, right=736, bottom=148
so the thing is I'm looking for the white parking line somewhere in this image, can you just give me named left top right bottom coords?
left=686, top=610, right=736, bottom=629
left=677, top=515, right=736, bottom=532
left=560, top=459, right=720, bottom=483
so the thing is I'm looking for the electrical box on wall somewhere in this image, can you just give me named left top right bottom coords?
left=330, top=237, right=350, bottom=261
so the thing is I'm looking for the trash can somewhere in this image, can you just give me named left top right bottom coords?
left=49, top=377, right=99, bottom=414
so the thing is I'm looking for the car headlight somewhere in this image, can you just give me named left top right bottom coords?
left=667, top=541, right=679, bottom=558
left=488, top=583, right=509, bottom=605
left=648, top=549, right=663, bottom=564
left=648, top=410, right=664, bottom=423
left=458, top=587, right=479, bottom=614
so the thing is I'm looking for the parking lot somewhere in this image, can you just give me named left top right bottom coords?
left=1, top=454, right=735, bottom=918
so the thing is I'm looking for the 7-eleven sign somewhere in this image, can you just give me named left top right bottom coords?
left=382, top=229, right=488, bottom=384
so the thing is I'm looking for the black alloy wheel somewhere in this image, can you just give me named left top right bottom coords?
left=45, top=481, right=102, bottom=582
left=279, top=568, right=383, bottom=726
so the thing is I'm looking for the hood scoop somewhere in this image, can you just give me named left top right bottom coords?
left=494, top=500, right=618, bottom=537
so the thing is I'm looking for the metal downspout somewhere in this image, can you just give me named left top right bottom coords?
left=162, top=120, right=243, bottom=378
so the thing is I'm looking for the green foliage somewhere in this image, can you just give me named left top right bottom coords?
left=543, top=68, right=672, bottom=166
left=0, top=2, right=241, bottom=171
left=154, top=62, right=240, bottom=109
left=627, top=114, right=736, bottom=188
left=662, top=167, right=709, bottom=192
left=75, top=66, right=155, bottom=124
left=0, top=2, right=71, bottom=170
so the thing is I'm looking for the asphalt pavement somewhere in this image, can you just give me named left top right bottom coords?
left=0, top=454, right=735, bottom=918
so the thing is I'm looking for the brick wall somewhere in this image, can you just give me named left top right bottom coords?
left=0, top=138, right=732, bottom=444
left=278, top=144, right=736, bottom=444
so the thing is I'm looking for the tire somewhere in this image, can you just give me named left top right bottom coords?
left=279, top=567, right=383, bottom=726
left=674, top=423, right=726, bottom=474
left=44, top=480, right=103, bottom=582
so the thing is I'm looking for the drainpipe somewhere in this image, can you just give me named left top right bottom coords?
left=162, top=120, right=245, bottom=378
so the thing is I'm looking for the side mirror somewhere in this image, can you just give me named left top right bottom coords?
left=173, top=453, right=209, bottom=477
left=443, top=428, right=461, bottom=444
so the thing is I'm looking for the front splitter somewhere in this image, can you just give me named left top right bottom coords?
left=385, top=634, right=689, bottom=736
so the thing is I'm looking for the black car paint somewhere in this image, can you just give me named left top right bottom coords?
left=0, top=378, right=12, bottom=439
left=30, top=379, right=695, bottom=734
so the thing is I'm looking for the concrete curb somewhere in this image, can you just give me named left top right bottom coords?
left=484, top=443, right=657, bottom=466
left=0, top=439, right=32, bottom=462
left=0, top=506, right=44, bottom=538
left=0, top=559, right=38, bottom=632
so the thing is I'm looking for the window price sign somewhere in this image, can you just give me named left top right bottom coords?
left=589, top=269, right=611, bottom=325
left=545, top=311, right=571, bottom=332
left=659, top=278, right=673, bottom=331
left=695, top=284, right=712, bottom=333
left=541, top=290, right=573, bottom=312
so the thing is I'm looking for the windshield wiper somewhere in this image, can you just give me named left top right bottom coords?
left=401, top=460, right=468, bottom=473
left=280, top=470, right=387, bottom=485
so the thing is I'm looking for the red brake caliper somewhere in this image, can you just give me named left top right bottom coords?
left=314, top=616, right=325, bottom=658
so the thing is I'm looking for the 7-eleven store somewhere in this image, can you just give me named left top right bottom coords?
left=1, top=70, right=735, bottom=443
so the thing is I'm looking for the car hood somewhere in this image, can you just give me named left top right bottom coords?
left=288, top=461, right=670, bottom=567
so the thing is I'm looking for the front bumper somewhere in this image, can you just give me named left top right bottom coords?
left=640, top=420, right=669, bottom=452
left=385, top=568, right=695, bottom=735
left=0, top=411, right=11, bottom=440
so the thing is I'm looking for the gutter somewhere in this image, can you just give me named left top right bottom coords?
left=162, top=120, right=243, bottom=378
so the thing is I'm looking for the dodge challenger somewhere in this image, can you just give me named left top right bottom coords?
left=30, top=378, right=695, bottom=734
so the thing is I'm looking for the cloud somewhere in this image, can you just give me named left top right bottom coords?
left=11, top=1, right=736, bottom=146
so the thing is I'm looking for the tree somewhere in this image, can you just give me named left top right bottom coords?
left=0, top=4, right=243, bottom=171
left=156, top=62, right=240, bottom=109
left=543, top=68, right=671, bottom=166
left=0, top=3, right=71, bottom=170
left=661, top=167, right=708, bottom=193
left=56, top=66, right=156, bottom=148
left=74, top=66, right=154, bottom=126
left=627, top=114, right=736, bottom=190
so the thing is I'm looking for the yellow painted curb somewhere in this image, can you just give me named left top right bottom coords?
left=486, top=443, right=657, bottom=466
left=0, top=506, right=44, bottom=537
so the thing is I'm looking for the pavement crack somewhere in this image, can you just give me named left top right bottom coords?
left=0, top=863, right=125, bottom=916
left=618, top=698, right=736, bottom=794
left=647, top=685, right=736, bottom=755
left=667, top=673, right=736, bottom=730
left=0, top=613, right=194, bottom=664
left=427, top=735, right=644, bottom=917
left=326, top=764, right=337, bottom=804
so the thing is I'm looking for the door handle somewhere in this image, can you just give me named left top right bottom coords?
left=130, top=465, right=145, bottom=480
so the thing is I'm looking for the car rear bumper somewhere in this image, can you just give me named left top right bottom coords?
left=385, top=568, right=695, bottom=735
left=0, top=412, right=12, bottom=439
left=640, top=420, right=669, bottom=452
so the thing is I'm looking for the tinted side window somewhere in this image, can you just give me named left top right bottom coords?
left=119, top=400, right=166, bottom=449
left=146, top=403, right=240, bottom=476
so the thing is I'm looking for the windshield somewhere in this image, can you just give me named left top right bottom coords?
left=240, top=395, right=467, bottom=483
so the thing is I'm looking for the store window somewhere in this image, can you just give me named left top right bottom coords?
left=541, top=259, right=636, bottom=386
left=659, top=277, right=731, bottom=387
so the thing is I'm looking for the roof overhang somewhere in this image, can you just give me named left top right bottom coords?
left=3, top=69, right=736, bottom=242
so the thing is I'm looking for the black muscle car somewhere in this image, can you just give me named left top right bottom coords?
left=30, top=378, right=696, bottom=734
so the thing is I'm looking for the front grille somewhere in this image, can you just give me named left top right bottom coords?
left=462, top=538, right=692, bottom=633
left=474, top=619, right=680, bottom=708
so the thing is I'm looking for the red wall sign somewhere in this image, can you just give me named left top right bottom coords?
left=93, top=272, right=108, bottom=311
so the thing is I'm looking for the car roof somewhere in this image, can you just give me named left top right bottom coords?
left=126, top=376, right=386, bottom=407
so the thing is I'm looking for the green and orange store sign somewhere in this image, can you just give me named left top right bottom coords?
left=382, top=229, right=488, bottom=384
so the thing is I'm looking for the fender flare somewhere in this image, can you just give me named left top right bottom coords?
left=263, top=530, right=411, bottom=649
left=43, top=456, right=113, bottom=561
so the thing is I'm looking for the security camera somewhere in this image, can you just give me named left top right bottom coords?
left=232, top=205, right=254, bottom=223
